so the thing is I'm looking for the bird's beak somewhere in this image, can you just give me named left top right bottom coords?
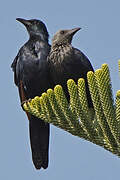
left=16, top=18, right=31, bottom=27
left=68, top=27, right=81, bottom=36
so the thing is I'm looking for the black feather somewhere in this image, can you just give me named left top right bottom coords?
left=11, top=18, right=52, bottom=169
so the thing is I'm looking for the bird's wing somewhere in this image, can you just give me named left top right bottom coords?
left=11, top=50, right=25, bottom=86
left=11, top=52, right=25, bottom=99
left=11, top=54, right=19, bottom=86
left=11, top=53, right=31, bottom=119
left=62, top=48, right=94, bottom=82
left=73, top=48, right=94, bottom=72
left=68, top=48, right=94, bottom=108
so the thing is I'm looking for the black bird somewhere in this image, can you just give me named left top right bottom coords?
left=11, top=18, right=51, bottom=169
left=48, top=28, right=94, bottom=107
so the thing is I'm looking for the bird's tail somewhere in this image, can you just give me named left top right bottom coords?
left=29, top=115, right=49, bottom=169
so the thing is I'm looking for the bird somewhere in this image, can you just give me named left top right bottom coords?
left=11, top=18, right=52, bottom=169
left=48, top=27, right=94, bottom=107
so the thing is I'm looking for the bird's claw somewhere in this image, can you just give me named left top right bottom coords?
left=21, top=99, right=32, bottom=111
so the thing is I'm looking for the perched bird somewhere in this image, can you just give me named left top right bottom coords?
left=48, top=28, right=94, bottom=107
left=11, top=18, right=51, bottom=169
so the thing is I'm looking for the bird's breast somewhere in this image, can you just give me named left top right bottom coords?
left=49, top=45, right=73, bottom=64
left=48, top=45, right=74, bottom=84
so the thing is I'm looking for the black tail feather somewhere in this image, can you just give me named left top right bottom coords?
left=29, top=116, right=49, bottom=169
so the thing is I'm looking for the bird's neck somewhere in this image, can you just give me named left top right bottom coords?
left=29, top=33, right=48, bottom=43
left=51, top=42, right=71, bottom=50
left=49, top=44, right=73, bottom=63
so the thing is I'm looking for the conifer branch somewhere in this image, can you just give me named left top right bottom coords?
left=23, top=62, right=120, bottom=157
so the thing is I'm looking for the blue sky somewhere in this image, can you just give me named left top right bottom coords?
left=0, top=0, right=120, bottom=179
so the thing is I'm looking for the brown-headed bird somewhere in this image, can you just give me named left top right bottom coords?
left=48, top=28, right=94, bottom=107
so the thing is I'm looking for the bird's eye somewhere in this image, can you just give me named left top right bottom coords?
left=60, top=30, right=65, bottom=35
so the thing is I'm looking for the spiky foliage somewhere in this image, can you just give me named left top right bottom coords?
left=23, top=62, right=120, bottom=156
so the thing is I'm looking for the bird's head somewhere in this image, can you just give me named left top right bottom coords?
left=52, top=27, right=81, bottom=48
left=16, top=18, right=49, bottom=42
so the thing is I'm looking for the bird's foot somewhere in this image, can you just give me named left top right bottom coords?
left=21, top=99, right=32, bottom=111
